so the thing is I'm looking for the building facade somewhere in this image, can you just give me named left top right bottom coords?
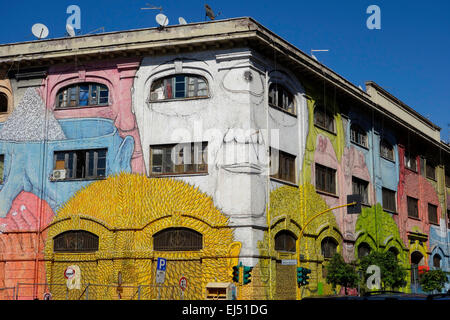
left=0, top=17, right=448, bottom=300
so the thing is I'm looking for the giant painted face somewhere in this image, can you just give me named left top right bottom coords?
left=0, top=88, right=134, bottom=218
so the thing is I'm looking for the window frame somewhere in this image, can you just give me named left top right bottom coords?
left=313, top=105, right=335, bottom=134
left=274, top=230, right=297, bottom=253
left=404, top=152, right=417, bottom=172
left=149, top=74, right=209, bottom=102
left=55, top=83, right=109, bottom=109
left=153, top=227, right=203, bottom=251
left=427, top=203, right=438, bottom=225
left=357, top=242, right=372, bottom=259
left=350, top=123, right=368, bottom=148
left=0, top=154, right=4, bottom=184
left=425, top=160, right=436, bottom=181
left=352, top=176, right=369, bottom=206
left=315, top=163, right=337, bottom=195
left=53, top=148, right=107, bottom=181
left=53, top=230, right=99, bottom=253
left=268, top=83, right=296, bottom=116
left=433, top=254, right=441, bottom=269
left=407, top=196, right=419, bottom=219
left=380, top=139, right=395, bottom=162
left=382, top=187, right=397, bottom=213
left=149, top=142, right=208, bottom=176
left=270, top=148, right=296, bottom=184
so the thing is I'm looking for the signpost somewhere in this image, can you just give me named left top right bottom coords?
left=156, top=258, right=167, bottom=300
left=179, top=276, right=187, bottom=300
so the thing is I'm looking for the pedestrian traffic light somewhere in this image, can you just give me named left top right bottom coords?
left=297, top=267, right=304, bottom=286
left=232, top=265, right=240, bottom=283
left=243, top=266, right=253, bottom=285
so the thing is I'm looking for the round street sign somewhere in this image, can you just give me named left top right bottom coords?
left=64, top=266, right=76, bottom=279
left=179, top=276, right=187, bottom=291
left=43, top=292, right=52, bottom=300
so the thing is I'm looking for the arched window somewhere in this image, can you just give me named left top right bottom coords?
left=53, top=230, right=99, bottom=252
left=56, top=83, right=109, bottom=108
left=0, top=92, right=8, bottom=113
left=274, top=230, right=297, bottom=253
left=321, top=237, right=338, bottom=258
left=268, top=83, right=295, bottom=115
left=350, top=124, right=368, bottom=148
left=150, top=74, right=208, bottom=101
left=314, top=105, right=335, bottom=133
left=433, top=254, right=441, bottom=269
left=380, top=139, right=394, bottom=161
left=388, top=247, right=399, bottom=260
left=153, top=227, right=203, bottom=251
left=358, top=242, right=371, bottom=258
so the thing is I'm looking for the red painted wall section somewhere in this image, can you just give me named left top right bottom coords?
left=396, top=145, right=441, bottom=249
left=43, top=58, right=145, bottom=174
left=0, top=192, right=54, bottom=299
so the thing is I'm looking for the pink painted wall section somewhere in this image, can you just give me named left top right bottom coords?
left=313, top=135, right=374, bottom=262
left=43, top=58, right=145, bottom=174
left=0, top=192, right=54, bottom=299
left=396, top=145, right=441, bottom=249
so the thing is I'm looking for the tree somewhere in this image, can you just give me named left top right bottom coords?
left=359, top=250, right=407, bottom=290
left=325, top=253, right=359, bottom=295
left=419, top=270, right=448, bottom=293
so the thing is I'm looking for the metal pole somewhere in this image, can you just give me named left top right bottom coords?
left=137, top=285, right=141, bottom=300
left=85, top=284, right=89, bottom=300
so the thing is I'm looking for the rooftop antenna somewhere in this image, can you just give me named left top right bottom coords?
left=155, top=13, right=169, bottom=29
left=66, top=24, right=76, bottom=37
left=310, top=49, right=329, bottom=62
left=31, top=23, right=49, bottom=40
left=86, top=27, right=105, bottom=35
left=205, top=4, right=221, bottom=21
left=140, top=3, right=163, bottom=11
left=178, top=17, right=187, bottom=25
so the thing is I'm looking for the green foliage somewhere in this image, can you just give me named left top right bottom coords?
left=359, top=250, right=407, bottom=290
left=419, top=270, right=448, bottom=293
left=325, top=253, right=359, bottom=294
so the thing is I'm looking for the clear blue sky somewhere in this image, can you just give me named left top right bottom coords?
left=1, top=0, right=449, bottom=141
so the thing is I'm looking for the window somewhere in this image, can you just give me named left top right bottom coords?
left=448, top=210, right=450, bottom=229
left=446, top=171, right=450, bottom=188
left=321, top=237, right=338, bottom=259
left=404, top=152, right=417, bottom=171
left=425, top=161, right=436, bottom=180
left=315, top=164, right=336, bottom=194
left=270, top=149, right=296, bottom=184
left=268, top=83, right=296, bottom=115
left=274, top=231, right=297, bottom=253
left=428, top=203, right=438, bottom=225
left=358, top=242, right=371, bottom=258
left=314, top=106, right=335, bottom=133
left=388, top=247, right=399, bottom=260
left=56, top=83, right=109, bottom=108
left=150, top=74, right=208, bottom=101
left=350, top=124, right=368, bottom=148
left=150, top=142, right=208, bottom=175
left=153, top=228, right=202, bottom=251
left=53, top=149, right=107, bottom=180
left=380, top=139, right=394, bottom=161
left=54, top=230, right=99, bottom=252
left=352, top=177, right=369, bottom=205
left=382, top=188, right=396, bottom=213
left=0, top=92, right=8, bottom=113
left=0, top=155, right=4, bottom=184
left=433, top=254, right=441, bottom=269
left=407, top=196, right=419, bottom=219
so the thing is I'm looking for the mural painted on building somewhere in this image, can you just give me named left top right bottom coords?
left=44, top=173, right=241, bottom=300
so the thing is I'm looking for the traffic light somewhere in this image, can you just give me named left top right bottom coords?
left=297, top=267, right=312, bottom=286
left=303, top=268, right=311, bottom=285
left=243, top=266, right=253, bottom=285
left=297, top=267, right=304, bottom=286
left=232, top=265, right=240, bottom=283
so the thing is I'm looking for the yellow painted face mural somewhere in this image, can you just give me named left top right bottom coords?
left=44, top=173, right=241, bottom=300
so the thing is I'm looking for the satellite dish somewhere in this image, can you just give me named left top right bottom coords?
left=205, top=4, right=216, bottom=20
left=311, top=54, right=318, bottom=61
left=155, top=13, right=169, bottom=27
left=66, top=24, right=76, bottom=37
left=31, top=23, right=49, bottom=40
left=178, top=17, right=187, bottom=25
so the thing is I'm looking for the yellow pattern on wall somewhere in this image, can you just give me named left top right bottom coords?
left=44, top=173, right=240, bottom=300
